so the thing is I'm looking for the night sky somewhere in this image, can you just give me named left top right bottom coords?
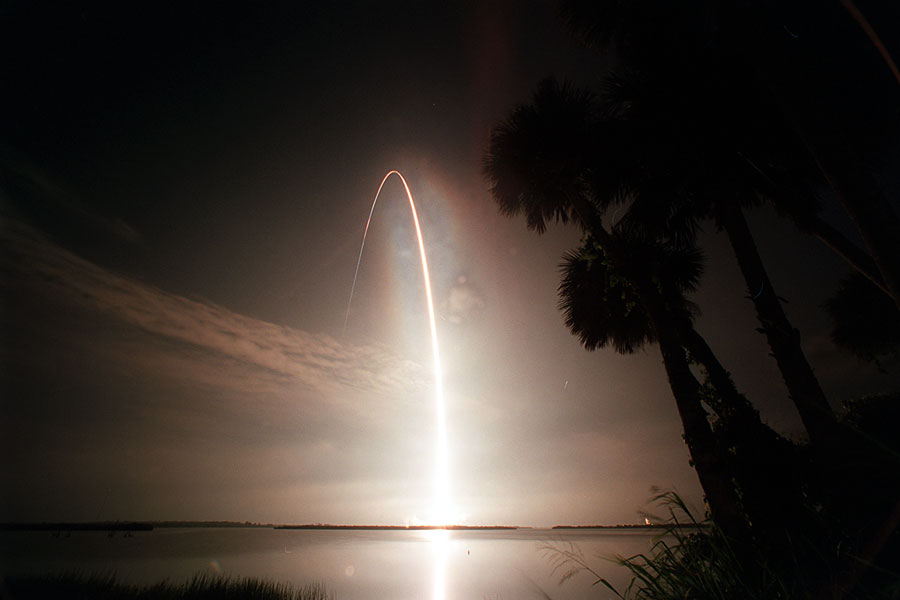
left=2, top=1, right=898, bottom=527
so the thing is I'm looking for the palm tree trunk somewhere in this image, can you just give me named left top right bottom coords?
left=718, top=203, right=836, bottom=446
left=682, top=326, right=760, bottom=425
left=681, top=325, right=805, bottom=535
left=570, top=201, right=749, bottom=539
left=649, top=306, right=748, bottom=543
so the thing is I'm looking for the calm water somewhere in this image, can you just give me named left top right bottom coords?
left=0, top=528, right=659, bottom=599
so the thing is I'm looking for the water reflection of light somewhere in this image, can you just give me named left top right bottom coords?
left=427, top=529, right=449, bottom=600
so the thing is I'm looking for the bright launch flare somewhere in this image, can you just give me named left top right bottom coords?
left=345, top=170, right=451, bottom=525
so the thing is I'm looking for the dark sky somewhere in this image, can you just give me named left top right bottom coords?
left=1, top=1, right=898, bottom=526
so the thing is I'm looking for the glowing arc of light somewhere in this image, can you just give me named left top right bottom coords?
left=344, top=170, right=451, bottom=525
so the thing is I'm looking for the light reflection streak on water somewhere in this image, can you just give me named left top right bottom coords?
left=428, top=529, right=449, bottom=600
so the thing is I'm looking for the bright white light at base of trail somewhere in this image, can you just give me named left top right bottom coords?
left=345, top=170, right=456, bottom=526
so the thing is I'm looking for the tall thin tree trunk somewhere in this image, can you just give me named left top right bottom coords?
left=572, top=205, right=750, bottom=540
left=719, top=203, right=836, bottom=445
left=682, top=326, right=760, bottom=426
left=682, top=325, right=805, bottom=538
left=642, top=297, right=748, bottom=543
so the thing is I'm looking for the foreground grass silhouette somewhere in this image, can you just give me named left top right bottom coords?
left=544, top=491, right=900, bottom=600
left=3, top=572, right=331, bottom=600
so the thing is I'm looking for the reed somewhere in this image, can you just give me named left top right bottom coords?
left=545, top=490, right=899, bottom=599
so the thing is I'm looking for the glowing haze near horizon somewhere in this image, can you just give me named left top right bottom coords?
left=2, top=1, right=898, bottom=529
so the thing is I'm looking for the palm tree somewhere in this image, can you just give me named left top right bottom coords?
left=543, top=3, right=900, bottom=592
left=482, top=79, right=781, bottom=437
left=486, top=78, right=601, bottom=234
left=559, top=233, right=750, bottom=542
left=484, top=82, right=749, bottom=539
left=560, top=235, right=800, bottom=538
left=591, top=65, right=846, bottom=445
left=559, top=233, right=760, bottom=433
left=560, top=0, right=900, bottom=313
left=488, top=75, right=838, bottom=447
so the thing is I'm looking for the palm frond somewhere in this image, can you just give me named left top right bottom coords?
left=483, top=78, right=598, bottom=234
left=558, top=242, right=655, bottom=354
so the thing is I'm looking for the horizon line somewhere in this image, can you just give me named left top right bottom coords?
left=0, top=519, right=674, bottom=531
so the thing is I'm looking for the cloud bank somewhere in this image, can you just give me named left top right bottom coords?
left=0, top=218, right=438, bottom=523
left=1, top=219, right=426, bottom=398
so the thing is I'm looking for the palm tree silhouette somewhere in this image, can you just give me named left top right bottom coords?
left=594, top=66, right=845, bottom=447
left=484, top=81, right=753, bottom=540
left=559, top=235, right=759, bottom=431
left=560, top=234, right=804, bottom=539
left=531, top=2, right=900, bottom=591
left=565, top=237, right=752, bottom=541
left=486, top=75, right=838, bottom=448
left=559, top=0, right=900, bottom=312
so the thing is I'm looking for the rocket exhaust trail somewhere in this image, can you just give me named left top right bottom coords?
left=344, top=170, right=451, bottom=525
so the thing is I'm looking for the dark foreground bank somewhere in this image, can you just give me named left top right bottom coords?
left=2, top=573, right=331, bottom=600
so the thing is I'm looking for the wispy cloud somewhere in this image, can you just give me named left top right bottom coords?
left=1, top=218, right=426, bottom=398
left=0, top=217, right=440, bottom=522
